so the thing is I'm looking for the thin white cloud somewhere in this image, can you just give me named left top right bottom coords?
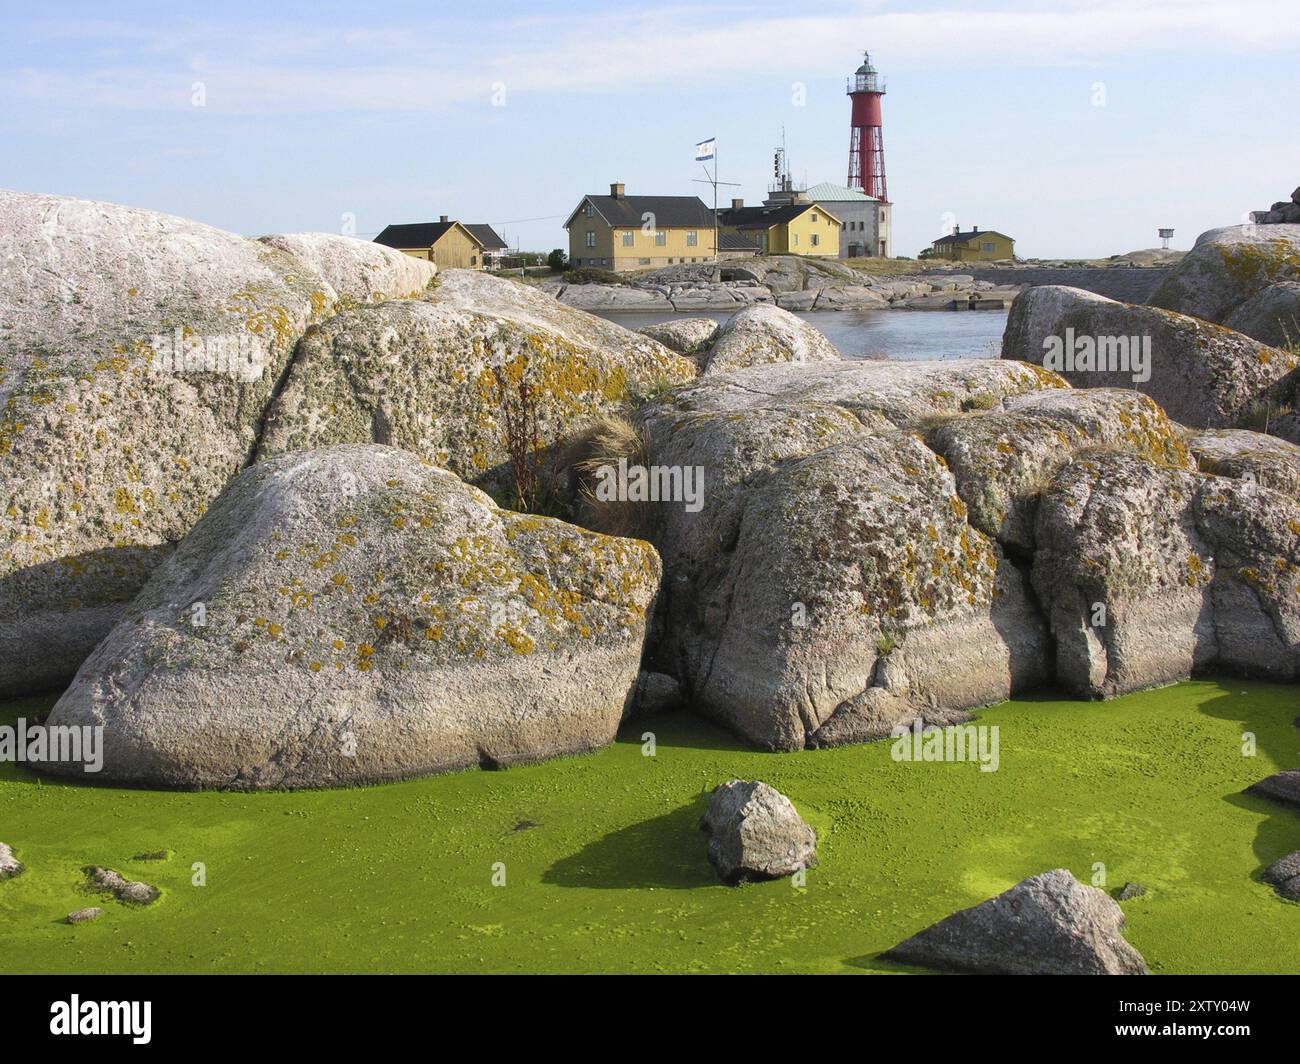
left=3, top=1, right=1297, bottom=114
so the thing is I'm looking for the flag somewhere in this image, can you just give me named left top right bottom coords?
left=694, top=138, right=716, bottom=161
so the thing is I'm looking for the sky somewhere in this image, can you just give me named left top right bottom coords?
left=2, top=0, right=1298, bottom=259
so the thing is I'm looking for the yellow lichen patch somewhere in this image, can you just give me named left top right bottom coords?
left=498, top=626, right=535, bottom=655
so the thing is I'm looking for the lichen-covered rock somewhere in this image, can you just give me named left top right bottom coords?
left=1149, top=223, right=1300, bottom=326
left=699, top=780, right=816, bottom=884
left=665, top=357, right=1066, bottom=432
left=258, top=232, right=437, bottom=305
left=0, top=841, right=22, bottom=879
left=1262, top=851, right=1300, bottom=901
left=87, top=866, right=159, bottom=905
left=1033, top=452, right=1300, bottom=696
left=256, top=270, right=695, bottom=484
left=43, top=445, right=661, bottom=789
left=701, top=304, right=840, bottom=376
left=1223, top=281, right=1300, bottom=348
left=883, top=869, right=1149, bottom=975
left=928, top=389, right=1192, bottom=552
left=703, top=433, right=1045, bottom=749
left=67, top=907, right=103, bottom=924
left=1247, top=769, right=1300, bottom=810
left=1189, top=429, right=1300, bottom=497
left=632, top=360, right=1069, bottom=750
left=1190, top=469, right=1300, bottom=681
left=0, top=191, right=344, bottom=697
left=636, top=318, right=720, bottom=356
left=1002, top=285, right=1299, bottom=430
left=641, top=391, right=1064, bottom=749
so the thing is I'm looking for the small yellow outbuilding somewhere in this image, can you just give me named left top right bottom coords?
left=928, top=227, right=1015, bottom=262
left=375, top=217, right=487, bottom=270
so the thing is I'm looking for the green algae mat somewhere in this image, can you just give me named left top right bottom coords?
left=2, top=678, right=1298, bottom=974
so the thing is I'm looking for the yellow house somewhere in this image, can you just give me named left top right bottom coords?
left=565, top=184, right=716, bottom=271
left=716, top=199, right=842, bottom=257
left=374, top=217, right=487, bottom=270
left=929, top=227, right=1015, bottom=262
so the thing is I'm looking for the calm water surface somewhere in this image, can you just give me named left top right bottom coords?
left=596, top=308, right=1010, bottom=361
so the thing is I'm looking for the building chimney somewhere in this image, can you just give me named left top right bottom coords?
left=610, top=183, right=625, bottom=198
left=972, top=225, right=978, bottom=233
left=731, top=198, right=744, bottom=210
left=440, top=215, right=449, bottom=223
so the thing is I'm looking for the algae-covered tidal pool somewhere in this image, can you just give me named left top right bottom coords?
left=2, top=678, right=1297, bottom=974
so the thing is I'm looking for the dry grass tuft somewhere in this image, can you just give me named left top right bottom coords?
left=560, top=415, right=655, bottom=538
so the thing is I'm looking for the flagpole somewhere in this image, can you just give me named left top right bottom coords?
left=693, top=137, right=736, bottom=270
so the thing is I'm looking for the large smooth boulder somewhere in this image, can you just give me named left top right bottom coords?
left=1002, top=285, right=1299, bottom=430
left=1189, top=429, right=1300, bottom=497
left=256, top=270, right=695, bottom=483
left=1033, top=455, right=1214, bottom=696
left=258, top=233, right=437, bottom=305
left=668, top=357, right=1066, bottom=432
left=700, top=304, right=841, bottom=376
left=1033, top=451, right=1300, bottom=696
left=1223, top=281, right=1300, bottom=349
left=636, top=318, right=720, bottom=356
left=42, top=445, right=661, bottom=789
left=638, top=360, right=1066, bottom=750
left=883, top=869, right=1149, bottom=975
left=1149, top=223, right=1300, bottom=325
left=699, top=780, right=817, bottom=884
left=927, top=388, right=1192, bottom=553
left=0, top=190, right=340, bottom=698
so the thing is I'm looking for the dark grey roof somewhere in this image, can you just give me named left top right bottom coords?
left=374, top=221, right=485, bottom=249
left=933, top=229, right=1012, bottom=245
left=718, top=231, right=760, bottom=251
left=464, top=224, right=507, bottom=250
left=570, top=195, right=714, bottom=229
left=716, top=202, right=833, bottom=230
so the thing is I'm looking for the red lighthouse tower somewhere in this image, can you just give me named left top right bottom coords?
left=846, top=51, right=888, bottom=201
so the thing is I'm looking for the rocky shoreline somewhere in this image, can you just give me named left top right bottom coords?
left=541, top=254, right=1176, bottom=314
left=0, top=188, right=1296, bottom=793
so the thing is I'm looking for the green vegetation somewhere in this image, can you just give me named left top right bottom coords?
left=562, top=266, right=628, bottom=286
left=2, top=679, right=1298, bottom=974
